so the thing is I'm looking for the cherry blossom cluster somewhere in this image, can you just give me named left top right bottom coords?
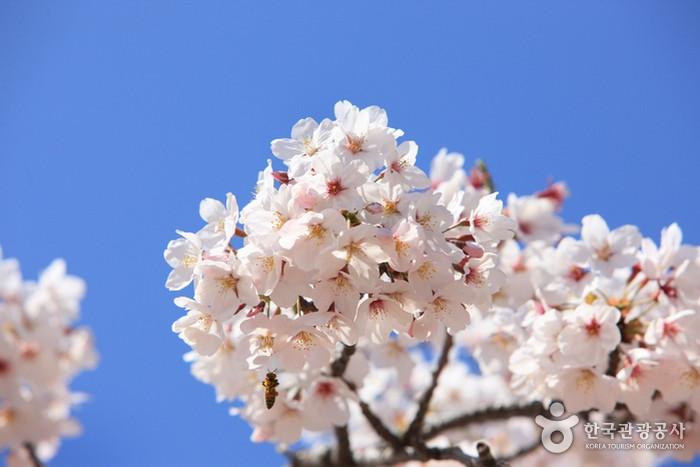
left=164, top=101, right=514, bottom=446
left=291, top=154, right=700, bottom=465
left=0, top=249, right=97, bottom=466
left=164, top=101, right=700, bottom=466
left=458, top=179, right=700, bottom=463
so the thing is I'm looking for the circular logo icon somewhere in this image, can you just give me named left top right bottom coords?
left=534, top=401, right=580, bottom=454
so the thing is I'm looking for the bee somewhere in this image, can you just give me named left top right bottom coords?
left=261, top=371, right=279, bottom=410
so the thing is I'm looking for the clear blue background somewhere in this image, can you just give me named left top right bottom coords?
left=1, top=1, right=699, bottom=466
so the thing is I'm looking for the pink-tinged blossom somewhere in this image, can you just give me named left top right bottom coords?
left=332, top=100, right=395, bottom=171
left=580, top=214, right=641, bottom=274
left=616, top=348, right=659, bottom=416
left=278, top=209, right=347, bottom=270
left=193, top=259, right=256, bottom=316
left=548, top=368, right=619, bottom=413
left=302, top=378, right=352, bottom=431
left=163, top=230, right=202, bottom=291
left=558, top=304, right=621, bottom=367
left=271, top=117, right=334, bottom=178
left=0, top=250, right=96, bottom=463
left=356, top=293, right=413, bottom=344
left=467, top=192, right=516, bottom=244
left=375, top=219, right=424, bottom=272
left=383, top=141, right=430, bottom=189
left=162, top=101, right=700, bottom=464
left=171, top=297, right=224, bottom=356
left=198, top=192, right=239, bottom=248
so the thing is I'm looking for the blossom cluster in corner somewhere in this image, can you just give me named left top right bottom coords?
left=0, top=250, right=97, bottom=466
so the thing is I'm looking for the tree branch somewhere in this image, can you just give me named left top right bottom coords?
left=291, top=444, right=509, bottom=467
left=331, top=345, right=357, bottom=466
left=606, top=345, right=621, bottom=377
left=423, top=401, right=546, bottom=440
left=333, top=426, right=355, bottom=467
left=477, top=442, right=501, bottom=467
left=331, top=344, right=356, bottom=378
left=23, top=443, right=43, bottom=467
left=403, top=333, right=453, bottom=444
left=291, top=345, right=546, bottom=467
left=342, top=378, right=405, bottom=451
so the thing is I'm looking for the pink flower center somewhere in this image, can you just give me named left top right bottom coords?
left=369, top=299, right=385, bottom=318
left=534, top=301, right=546, bottom=315
left=0, top=359, right=10, bottom=375
left=512, top=257, right=527, bottom=273
left=630, top=364, right=643, bottom=380
left=316, top=381, right=336, bottom=398
left=585, top=318, right=602, bottom=336
left=326, top=178, right=345, bottom=196
left=568, top=266, right=587, bottom=283
left=345, top=135, right=364, bottom=154
left=472, top=215, right=488, bottom=229
left=464, top=267, right=484, bottom=286
left=663, top=320, right=681, bottom=339
left=20, top=342, right=39, bottom=360
left=660, top=280, right=678, bottom=299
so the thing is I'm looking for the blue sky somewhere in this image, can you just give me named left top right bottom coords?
left=1, top=1, right=699, bottom=466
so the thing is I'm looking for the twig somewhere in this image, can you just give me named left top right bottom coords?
left=330, top=345, right=404, bottom=452
left=23, top=443, right=43, bottom=467
left=342, top=379, right=405, bottom=451
left=331, top=344, right=356, bottom=378
left=292, top=445, right=484, bottom=467
left=427, top=446, right=479, bottom=466
left=334, top=425, right=355, bottom=467
left=290, top=344, right=546, bottom=467
left=403, top=334, right=453, bottom=444
left=476, top=442, right=497, bottom=467
left=606, top=345, right=621, bottom=377
left=331, top=345, right=357, bottom=466
left=423, top=401, right=546, bottom=440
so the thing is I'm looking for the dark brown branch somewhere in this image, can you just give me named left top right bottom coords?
left=606, top=345, right=621, bottom=377
left=290, top=397, right=565, bottom=466
left=374, top=442, right=506, bottom=467
left=427, top=446, right=479, bottom=466
left=23, top=443, right=43, bottom=467
left=331, top=345, right=357, bottom=466
left=328, top=345, right=404, bottom=452
left=342, top=379, right=405, bottom=451
left=476, top=442, right=497, bottom=467
left=403, top=334, right=453, bottom=444
left=333, top=426, right=355, bottom=467
left=290, top=345, right=547, bottom=467
left=423, top=401, right=546, bottom=440
left=331, top=344, right=356, bottom=377
left=292, top=446, right=475, bottom=467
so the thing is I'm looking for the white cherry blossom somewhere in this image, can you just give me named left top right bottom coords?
left=558, top=303, right=621, bottom=367
left=0, top=250, right=96, bottom=464
left=580, top=214, right=641, bottom=274
left=163, top=101, right=700, bottom=465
